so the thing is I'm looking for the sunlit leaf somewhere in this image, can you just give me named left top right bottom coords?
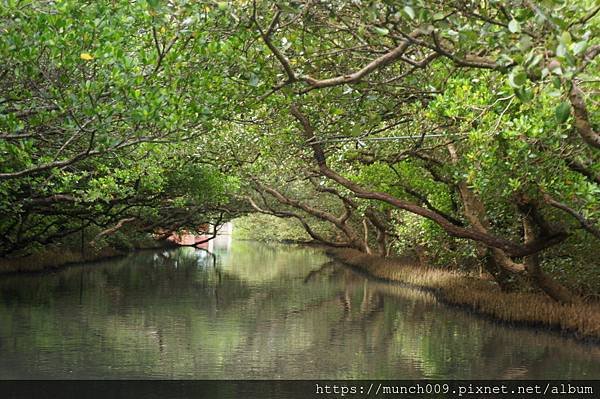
left=374, top=27, right=389, bottom=35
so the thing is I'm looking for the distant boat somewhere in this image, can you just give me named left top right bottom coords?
left=165, top=222, right=232, bottom=250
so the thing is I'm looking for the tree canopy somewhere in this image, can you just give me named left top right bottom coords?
left=1, top=0, right=599, bottom=301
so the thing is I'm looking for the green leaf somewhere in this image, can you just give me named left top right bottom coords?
left=515, top=87, right=533, bottom=103
left=508, top=19, right=521, bottom=33
left=526, top=53, right=543, bottom=69
left=248, top=74, right=259, bottom=87
left=508, top=69, right=527, bottom=88
left=496, top=53, right=514, bottom=67
left=560, top=31, right=572, bottom=46
left=555, top=101, right=571, bottom=124
left=278, top=3, right=299, bottom=14
left=518, top=36, right=533, bottom=51
left=373, top=27, right=389, bottom=36
left=572, top=41, right=588, bottom=55
left=403, top=6, right=415, bottom=20
left=552, top=76, right=562, bottom=89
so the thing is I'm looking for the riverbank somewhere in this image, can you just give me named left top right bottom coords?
left=0, top=240, right=171, bottom=275
left=326, top=248, right=600, bottom=342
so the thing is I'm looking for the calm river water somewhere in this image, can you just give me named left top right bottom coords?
left=0, top=240, right=599, bottom=379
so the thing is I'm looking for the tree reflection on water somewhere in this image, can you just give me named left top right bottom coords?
left=0, top=241, right=599, bottom=379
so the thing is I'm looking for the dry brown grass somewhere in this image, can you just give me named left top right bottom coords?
left=327, top=248, right=600, bottom=340
left=0, top=246, right=124, bottom=274
left=0, top=237, right=170, bottom=274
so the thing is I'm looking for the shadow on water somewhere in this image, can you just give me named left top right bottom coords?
left=0, top=240, right=599, bottom=379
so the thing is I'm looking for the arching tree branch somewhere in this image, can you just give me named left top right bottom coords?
left=290, top=103, right=567, bottom=257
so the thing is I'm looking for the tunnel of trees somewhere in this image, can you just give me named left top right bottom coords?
left=1, top=0, right=599, bottom=303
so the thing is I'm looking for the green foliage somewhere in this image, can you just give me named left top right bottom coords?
left=233, top=211, right=342, bottom=244
left=234, top=214, right=310, bottom=242
left=0, top=0, right=246, bottom=254
left=1, top=0, right=599, bottom=297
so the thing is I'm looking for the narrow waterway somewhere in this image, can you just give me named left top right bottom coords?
left=0, top=240, right=599, bottom=379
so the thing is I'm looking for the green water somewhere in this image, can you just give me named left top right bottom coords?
left=0, top=240, right=599, bottom=379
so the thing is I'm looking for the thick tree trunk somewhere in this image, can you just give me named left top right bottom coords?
left=569, top=83, right=600, bottom=149
left=375, top=230, right=387, bottom=257
left=522, top=215, right=577, bottom=304
left=482, top=251, right=526, bottom=292
left=446, top=143, right=527, bottom=290
left=414, top=244, right=429, bottom=267
left=365, top=208, right=391, bottom=257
